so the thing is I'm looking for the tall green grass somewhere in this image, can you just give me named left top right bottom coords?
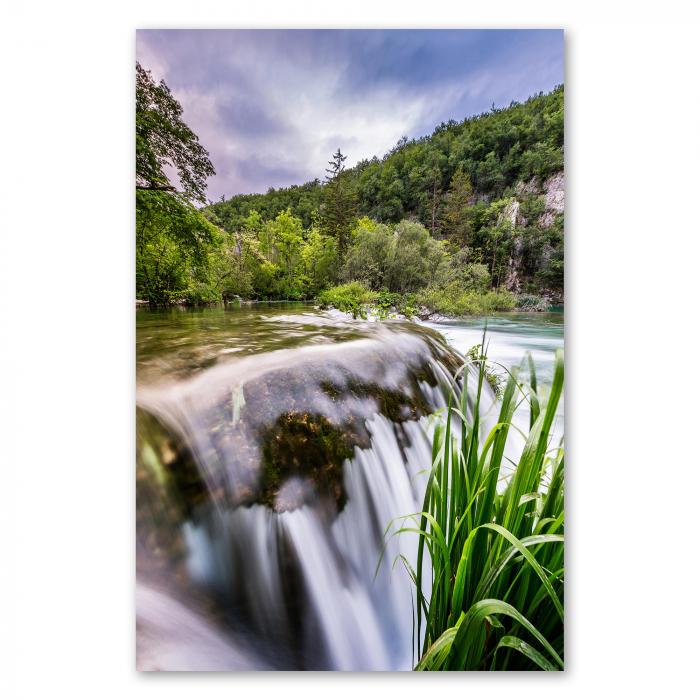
left=397, top=344, right=564, bottom=671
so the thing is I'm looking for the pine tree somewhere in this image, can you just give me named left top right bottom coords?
left=321, top=149, right=357, bottom=257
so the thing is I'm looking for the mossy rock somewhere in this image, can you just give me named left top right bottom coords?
left=259, top=411, right=355, bottom=512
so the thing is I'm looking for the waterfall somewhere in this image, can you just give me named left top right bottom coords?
left=136, top=322, right=474, bottom=671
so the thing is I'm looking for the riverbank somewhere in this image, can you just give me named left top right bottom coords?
left=315, top=281, right=560, bottom=321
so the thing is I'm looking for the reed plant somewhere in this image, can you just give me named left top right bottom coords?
left=396, top=343, right=564, bottom=671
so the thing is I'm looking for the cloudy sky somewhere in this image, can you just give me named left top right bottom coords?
left=136, top=29, right=563, bottom=202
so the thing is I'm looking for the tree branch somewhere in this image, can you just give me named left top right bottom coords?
left=136, top=184, right=176, bottom=192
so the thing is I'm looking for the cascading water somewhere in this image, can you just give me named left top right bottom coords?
left=136, top=313, right=473, bottom=671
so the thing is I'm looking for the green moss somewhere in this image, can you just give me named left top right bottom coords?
left=136, top=408, right=210, bottom=575
left=259, top=411, right=355, bottom=512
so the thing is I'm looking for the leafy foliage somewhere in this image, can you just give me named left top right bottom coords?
left=391, top=347, right=564, bottom=670
left=516, top=294, right=551, bottom=312
left=440, top=168, right=474, bottom=247
left=321, top=149, right=357, bottom=255
left=136, top=62, right=215, bottom=204
left=136, top=190, right=219, bottom=305
left=385, top=221, right=450, bottom=293
left=416, top=282, right=517, bottom=316
left=317, top=281, right=379, bottom=319
left=341, top=220, right=449, bottom=293
left=135, top=62, right=220, bottom=306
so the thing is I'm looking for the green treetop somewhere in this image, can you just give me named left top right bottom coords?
left=136, top=62, right=215, bottom=204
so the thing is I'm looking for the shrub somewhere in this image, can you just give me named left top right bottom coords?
left=481, top=288, right=518, bottom=312
left=442, top=249, right=491, bottom=293
left=372, top=290, right=420, bottom=319
left=317, top=281, right=379, bottom=319
left=417, top=281, right=517, bottom=316
left=516, top=294, right=550, bottom=312
left=462, top=263, right=491, bottom=293
left=385, top=221, right=450, bottom=293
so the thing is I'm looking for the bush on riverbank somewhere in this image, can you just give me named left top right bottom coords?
left=397, top=348, right=564, bottom=671
left=318, top=279, right=519, bottom=319
left=374, top=290, right=420, bottom=318
left=516, top=293, right=551, bottom=312
left=318, top=282, right=422, bottom=319
left=317, top=281, right=379, bottom=318
left=416, top=281, right=517, bottom=316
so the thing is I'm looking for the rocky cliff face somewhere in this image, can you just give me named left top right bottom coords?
left=504, top=170, right=564, bottom=295
left=498, top=197, right=521, bottom=228
left=540, top=171, right=565, bottom=227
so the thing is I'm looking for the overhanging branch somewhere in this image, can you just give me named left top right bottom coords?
left=136, top=183, right=176, bottom=192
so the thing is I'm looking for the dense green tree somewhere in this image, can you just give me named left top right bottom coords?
left=536, top=233, right=564, bottom=292
left=467, top=198, right=517, bottom=287
left=301, top=228, right=338, bottom=295
left=136, top=62, right=219, bottom=305
left=440, top=168, right=474, bottom=247
left=267, top=210, right=305, bottom=291
left=342, top=220, right=449, bottom=294
left=341, top=221, right=393, bottom=288
left=385, top=221, right=450, bottom=293
left=136, top=189, right=219, bottom=305
left=427, top=161, right=446, bottom=237
left=136, top=62, right=215, bottom=203
left=186, top=240, right=247, bottom=304
left=444, top=249, right=491, bottom=292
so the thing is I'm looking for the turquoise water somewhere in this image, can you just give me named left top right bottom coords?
left=422, top=312, right=564, bottom=383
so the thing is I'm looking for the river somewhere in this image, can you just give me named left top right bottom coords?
left=135, top=302, right=564, bottom=671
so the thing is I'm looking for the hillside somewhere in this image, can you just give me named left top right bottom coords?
left=206, top=86, right=563, bottom=233
left=203, top=86, right=564, bottom=303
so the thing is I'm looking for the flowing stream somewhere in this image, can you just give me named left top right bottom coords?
left=135, top=303, right=563, bottom=671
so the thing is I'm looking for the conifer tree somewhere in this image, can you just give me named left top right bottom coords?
left=321, top=149, right=357, bottom=257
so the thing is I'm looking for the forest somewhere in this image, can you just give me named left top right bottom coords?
left=136, top=62, right=563, bottom=314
